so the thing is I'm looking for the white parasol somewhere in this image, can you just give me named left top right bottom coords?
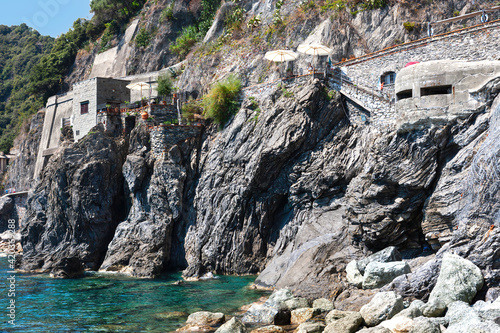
left=297, top=44, right=333, bottom=72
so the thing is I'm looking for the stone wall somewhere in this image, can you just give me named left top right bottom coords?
left=72, top=78, right=98, bottom=141
left=150, top=104, right=178, bottom=123
left=73, top=78, right=130, bottom=141
left=150, top=125, right=203, bottom=158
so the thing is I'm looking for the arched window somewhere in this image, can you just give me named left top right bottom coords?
left=381, top=72, right=396, bottom=85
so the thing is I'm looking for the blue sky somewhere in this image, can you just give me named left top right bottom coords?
left=1, top=1, right=92, bottom=37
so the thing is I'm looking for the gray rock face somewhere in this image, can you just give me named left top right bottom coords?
left=100, top=125, right=197, bottom=277
left=20, top=126, right=126, bottom=272
left=423, top=253, right=483, bottom=317
left=0, top=197, right=14, bottom=233
left=203, top=2, right=237, bottom=44
left=186, top=80, right=354, bottom=292
left=445, top=301, right=500, bottom=333
left=362, top=261, right=411, bottom=289
left=360, top=291, right=404, bottom=327
left=5, top=111, right=44, bottom=192
left=215, top=317, right=246, bottom=333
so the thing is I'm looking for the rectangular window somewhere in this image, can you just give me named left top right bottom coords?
left=396, top=89, right=413, bottom=101
left=421, top=85, right=452, bottom=96
left=80, top=101, right=89, bottom=114
left=384, top=73, right=396, bottom=85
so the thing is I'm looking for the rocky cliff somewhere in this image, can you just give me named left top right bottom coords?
left=11, top=0, right=500, bottom=306
left=17, top=75, right=500, bottom=300
left=20, top=125, right=127, bottom=274
left=4, top=110, right=44, bottom=191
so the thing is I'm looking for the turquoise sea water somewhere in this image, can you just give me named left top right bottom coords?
left=0, top=257, right=267, bottom=332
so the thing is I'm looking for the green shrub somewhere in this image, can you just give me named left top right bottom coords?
left=361, top=0, right=387, bottom=10
left=157, top=73, right=173, bottom=97
left=247, top=14, right=261, bottom=30
left=203, top=75, right=242, bottom=126
left=135, top=28, right=151, bottom=48
left=280, top=85, right=293, bottom=98
left=248, top=97, right=261, bottom=122
left=300, top=0, right=317, bottom=11
left=182, top=100, right=203, bottom=123
left=170, top=26, right=199, bottom=58
left=403, top=21, right=415, bottom=32
left=160, top=2, right=175, bottom=22
left=199, top=0, right=222, bottom=34
left=321, top=0, right=346, bottom=13
left=226, top=6, right=246, bottom=30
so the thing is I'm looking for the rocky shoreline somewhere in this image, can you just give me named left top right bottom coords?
left=0, top=231, right=22, bottom=256
left=175, top=247, right=500, bottom=333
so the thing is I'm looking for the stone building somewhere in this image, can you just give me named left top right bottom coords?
left=72, top=77, right=131, bottom=141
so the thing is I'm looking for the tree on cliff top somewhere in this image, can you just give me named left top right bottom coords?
left=0, top=24, right=54, bottom=152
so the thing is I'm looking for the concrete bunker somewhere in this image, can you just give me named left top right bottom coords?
left=395, top=60, right=500, bottom=130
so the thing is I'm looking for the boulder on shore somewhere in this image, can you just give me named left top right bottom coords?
left=362, top=261, right=411, bottom=289
left=215, top=317, right=247, bottom=333
left=357, top=247, right=402, bottom=275
left=324, top=309, right=363, bottom=333
left=291, top=307, right=321, bottom=324
left=295, top=322, right=325, bottom=333
left=360, top=291, right=404, bottom=327
left=249, top=325, right=284, bottom=333
left=186, top=311, right=225, bottom=326
left=242, top=289, right=294, bottom=324
left=423, top=253, right=483, bottom=317
left=312, top=298, right=334, bottom=312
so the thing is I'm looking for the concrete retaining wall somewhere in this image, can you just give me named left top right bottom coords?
left=34, top=92, right=74, bottom=179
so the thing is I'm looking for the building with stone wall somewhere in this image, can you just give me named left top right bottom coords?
left=150, top=125, right=203, bottom=158
left=334, top=21, right=500, bottom=130
left=72, top=77, right=131, bottom=141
